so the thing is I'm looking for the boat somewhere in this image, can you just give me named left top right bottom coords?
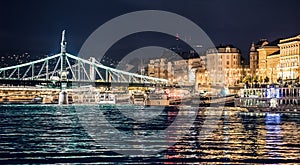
left=115, top=93, right=131, bottom=104
left=235, top=86, right=300, bottom=111
left=189, top=93, right=236, bottom=107
left=180, top=87, right=235, bottom=107
left=96, top=92, right=116, bottom=104
left=130, top=91, right=146, bottom=105
left=32, top=96, right=43, bottom=104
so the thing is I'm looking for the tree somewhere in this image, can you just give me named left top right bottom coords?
left=277, top=77, right=283, bottom=84
left=242, top=75, right=251, bottom=83
left=258, top=76, right=264, bottom=83
left=251, top=76, right=258, bottom=83
left=264, top=76, right=270, bottom=83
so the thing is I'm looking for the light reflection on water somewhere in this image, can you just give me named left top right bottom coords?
left=0, top=105, right=299, bottom=163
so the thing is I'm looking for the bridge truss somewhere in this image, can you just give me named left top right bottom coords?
left=0, top=31, right=168, bottom=85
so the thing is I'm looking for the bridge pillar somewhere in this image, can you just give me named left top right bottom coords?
left=59, top=90, right=68, bottom=105
left=59, top=30, right=68, bottom=104
left=89, top=57, right=96, bottom=81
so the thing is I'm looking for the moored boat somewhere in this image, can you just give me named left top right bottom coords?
left=96, top=92, right=116, bottom=104
left=130, top=91, right=146, bottom=105
left=188, top=94, right=236, bottom=107
left=235, top=86, right=300, bottom=111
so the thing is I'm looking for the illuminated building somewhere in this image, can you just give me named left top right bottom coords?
left=266, top=51, right=280, bottom=83
left=148, top=58, right=173, bottom=81
left=147, top=57, right=205, bottom=85
left=250, top=42, right=258, bottom=77
left=172, top=59, right=189, bottom=84
left=256, top=34, right=300, bottom=83
left=257, top=39, right=280, bottom=82
left=195, top=64, right=209, bottom=90
left=249, top=39, right=269, bottom=77
left=205, top=45, right=247, bottom=86
left=278, top=35, right=300, bottom=80
left=172, top=58, right=203, bottom=85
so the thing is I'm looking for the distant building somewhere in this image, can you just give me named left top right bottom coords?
left=266, top=50, right=280, bottom=83
left=257, top=39, right=280, bottom=82
left=173, top=57, right=204, bottom=85
left=249, top=39, right=269, bottom=77
left=148, top=58, right=173, bottom=81
left=256, top=34, right=300, bottom=83
left=278, top=35, right=300, bottom=80
left=147, top=56, right=205, bottom=85
left=172, top=59, right=188, bottom=84
left=204, top=45, right=247, bottom=86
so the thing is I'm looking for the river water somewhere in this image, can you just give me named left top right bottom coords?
left=0, top=105, right=299, bottom=164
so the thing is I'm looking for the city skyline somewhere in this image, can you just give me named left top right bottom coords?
left=1, top=0, right=299, bottom=62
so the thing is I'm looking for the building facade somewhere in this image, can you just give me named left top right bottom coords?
left=249, top=39, right=269, bottom=77
left=205, top=45, right=244, bottom=86
left=278, top=35, right=300, bottom=80
left=255, top=34, right=300, bottom=83
left=257, top=40, right=280, bottom=81
left=249, top=42, right=259, bottom=77
left=266, top=52, right=280, bottom=83
left=147, top=57, right=205, bottom=85
left=148, top=58, right=173, bottom=81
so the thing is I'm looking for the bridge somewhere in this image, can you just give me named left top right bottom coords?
left=0, top=31, right=168, bottom=89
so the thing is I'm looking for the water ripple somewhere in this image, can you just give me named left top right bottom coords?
left=0, top=105, right=299, bottom=163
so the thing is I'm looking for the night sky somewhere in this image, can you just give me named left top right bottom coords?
left=1, top=0, right=300, bottom=61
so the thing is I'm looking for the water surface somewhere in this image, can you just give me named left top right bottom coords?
left=0, top=105, right=299, bottom=164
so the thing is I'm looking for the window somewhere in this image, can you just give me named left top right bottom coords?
left=226, top=61, right=230, bottom=65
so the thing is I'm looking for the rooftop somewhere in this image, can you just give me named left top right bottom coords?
left=208, top=44, right=240, bottom=54
left=268, top=50, right=280, bottom=56
left=264, top=38, right=282, bottom=47
left=279, top=34, right=300, bottom=44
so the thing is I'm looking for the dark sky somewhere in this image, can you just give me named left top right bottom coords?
left=1, top=0, right=300, bottom=60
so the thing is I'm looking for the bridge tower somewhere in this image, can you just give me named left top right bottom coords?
left=60, top=30, right=68, bottom=82
left=59, top=30, right=68, bottom=104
